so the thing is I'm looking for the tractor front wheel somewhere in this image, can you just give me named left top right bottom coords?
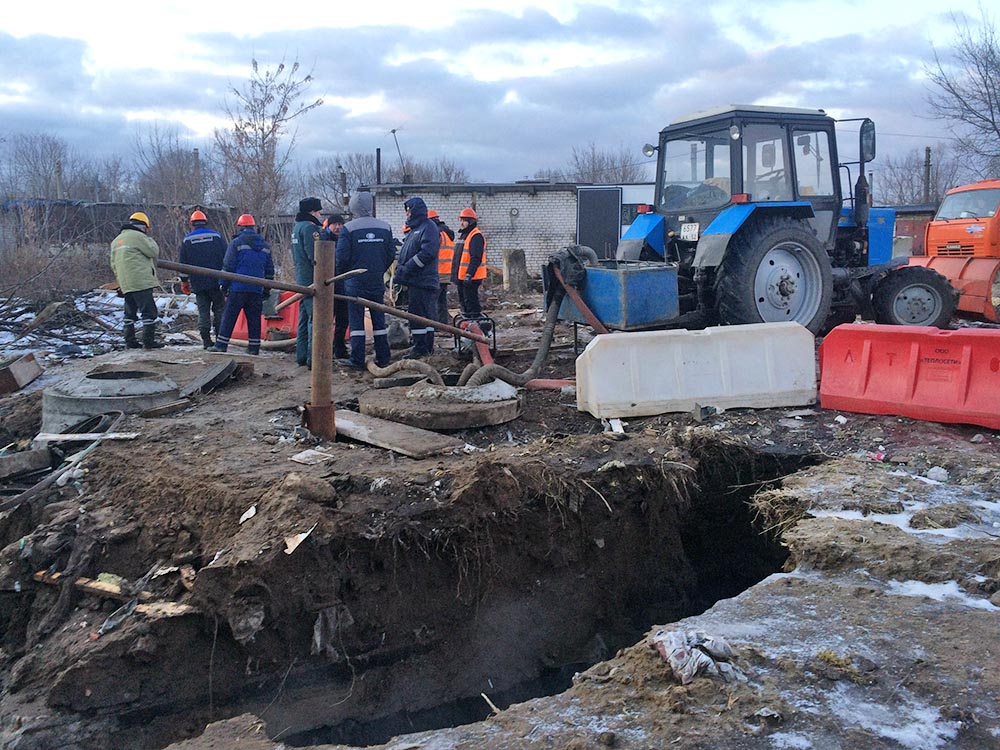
left=872, top=265, right=957, bottom=328
left=715, top=218, right=833, bottom=335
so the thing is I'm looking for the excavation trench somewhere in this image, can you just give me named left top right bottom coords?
left=0, top=433, right=815, bottom=750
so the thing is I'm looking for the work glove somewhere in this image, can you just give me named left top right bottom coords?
left=180, top=281, right=191, bottom=295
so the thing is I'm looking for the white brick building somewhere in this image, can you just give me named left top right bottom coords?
left=369, top=183, right=579, bottom=276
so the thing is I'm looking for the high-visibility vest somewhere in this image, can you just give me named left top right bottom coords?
left=456, top=227, right=487, bottom=281
left=438, top=230, right=455, bottom=281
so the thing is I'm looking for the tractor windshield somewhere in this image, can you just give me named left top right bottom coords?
left=935, top=188, right=1000, bottom=220
left=658, top=128, right=732, bottom=211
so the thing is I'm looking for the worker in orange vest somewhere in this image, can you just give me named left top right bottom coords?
left=453, top=207, right=487, bottom=317
left=429, top=209, right=455, bottom=324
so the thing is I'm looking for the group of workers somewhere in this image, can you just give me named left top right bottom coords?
left=108, top=193, right=487, bottom=367
left=110, top=209, right=274, bottom=354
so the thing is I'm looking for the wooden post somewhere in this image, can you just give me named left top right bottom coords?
left=306, top=238, right=336, bottom=439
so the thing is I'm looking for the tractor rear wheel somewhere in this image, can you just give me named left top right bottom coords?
left=872, top=265, right=956, bottom=327
left=715, top=218, right=833, bottom=335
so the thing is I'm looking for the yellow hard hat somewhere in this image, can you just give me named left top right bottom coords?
left=129, top=211, right=151, bottom=228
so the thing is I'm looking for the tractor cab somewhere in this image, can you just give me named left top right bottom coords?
left=646, top=105, right=848, bottom=264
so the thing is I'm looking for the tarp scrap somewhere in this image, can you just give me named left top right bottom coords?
left=648, top=629, right=746, bottom=684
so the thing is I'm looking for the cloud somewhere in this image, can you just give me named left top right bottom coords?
left=0, top=2, right=986, bottom=188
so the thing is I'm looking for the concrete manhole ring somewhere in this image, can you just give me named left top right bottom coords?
left=41, top=367, right=180, bottom=433
left=359, top=379, right=523, bottom=430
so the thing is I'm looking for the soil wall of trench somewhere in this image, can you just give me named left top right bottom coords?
left=0, top=431, right=802, bottom=750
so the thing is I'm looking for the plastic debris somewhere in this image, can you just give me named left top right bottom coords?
left=239, top=505, right=257, bottom=524
left=601, top=418, right=626, bottom=434
left=834, top=415, right=848, bottom=425
left=284, top=523, right=317, bottom=555
left=648, top=629, right=745, bottom=685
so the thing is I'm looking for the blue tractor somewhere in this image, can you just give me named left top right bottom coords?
left=616, top=105, right=957, bottom=334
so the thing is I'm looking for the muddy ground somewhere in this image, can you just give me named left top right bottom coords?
left=0, top=289, right=998, bottom=750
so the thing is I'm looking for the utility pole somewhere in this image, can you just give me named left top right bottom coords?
left=337, top=163, right=348, bottom=208
left=923, top=146, right=932, bottom=203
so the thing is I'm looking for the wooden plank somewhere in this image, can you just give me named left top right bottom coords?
left=335, top=410, right=465, bottom=459
left=0, top=448, right=51, bottom=481
left=178, top=359, right=237, bottom=398
left=33, top=432, right=139, bottom=442
left=32, top=571, right=153, bottom=602
left=139, top=399, right=192, bottom=418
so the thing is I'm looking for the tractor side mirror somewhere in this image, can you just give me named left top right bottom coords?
left=761, top=143, right=776, bottom=170
left=859, top=119, right=876, bottom=164
left=796, top=134, right=811, bottom=155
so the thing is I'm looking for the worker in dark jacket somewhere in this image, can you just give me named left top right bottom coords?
left=429, top=209, right=455, bottom=325
left=291, top=196, right=323, bottom=367
left=178, top=209, right=227, bottom=349
left=210, top=214, right=274, bottom=355
left=453, top=207, right=487, bottom=316
left=320, top=214, right=348, bottom=360
left=394, top=196, right=440, bottom=357
left=336, top=192, right=395, bottom=370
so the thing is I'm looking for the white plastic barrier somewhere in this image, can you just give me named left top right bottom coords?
left=576, top=322, right=816, bottom=418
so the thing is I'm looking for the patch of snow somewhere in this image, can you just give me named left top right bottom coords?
left=827, top=682, right=960, bottom=750
left=769, top=732, right=812, bottom=749
left=885, top=579, right=999, bottom=611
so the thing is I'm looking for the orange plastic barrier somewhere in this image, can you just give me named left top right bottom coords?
left=231, top=291, right=300, bottom=342
left=819, top=324, right=1000, bottom=429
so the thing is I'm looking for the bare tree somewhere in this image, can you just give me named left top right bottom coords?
left=0, top=133, right=76, bottom=199
left=878, top=145, right=966, bottom=205
left=532, top=167, right=568, bottom=182
left=133, top=124, right=209, bottom=205
left=214, top=58, right=322, bottom=221
left=926, top=8, right=1000, bottom=176
left=536, top=143, right=649, bottom=184
left=342, top=152, right=378, bottom=188
left=297, top=156, right=351, bottom=212
left=381, top=156, right=469, bottom=184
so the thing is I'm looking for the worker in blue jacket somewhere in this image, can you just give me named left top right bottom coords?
left=336, top=192, right=395, bottom=369
left=210, top=214, right=275, bottom=355
left=178, top=209, right=227, bottom=349
left=393, top=196, right=440, bottom=357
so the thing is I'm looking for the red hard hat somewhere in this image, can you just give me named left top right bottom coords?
left=427, top=209, right=439, bottom=219
left=459, top=207, right=477, bottom=220
left=236, top=214, right=256, bottom=227
left=189, top=210, right=208, bottom=224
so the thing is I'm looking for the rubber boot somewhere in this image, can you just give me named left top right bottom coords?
left=199, top=327, right=215, bottom=350
left=142, top=324, right=165, bottom=350
left=124, top=324, right=142, bottom=349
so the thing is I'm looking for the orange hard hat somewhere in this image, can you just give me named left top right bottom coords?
left=459, top=207, right=477, bottom=220
left=427, top=209, right=439, bottom=219
left=236, top=214, right=256, bottom=227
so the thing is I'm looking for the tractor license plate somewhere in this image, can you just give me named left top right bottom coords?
left=680, top=223, right=699, bottom=241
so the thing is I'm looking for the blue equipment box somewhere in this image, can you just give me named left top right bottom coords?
left=558, top=261, right=679, bottom=330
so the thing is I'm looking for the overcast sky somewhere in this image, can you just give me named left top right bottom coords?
left=0, top=0, right=989, bottom=183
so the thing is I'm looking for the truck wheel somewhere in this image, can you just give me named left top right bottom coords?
left=872, top=265, right=956, bottom=327
left=715, top=218, right=833, bottom=334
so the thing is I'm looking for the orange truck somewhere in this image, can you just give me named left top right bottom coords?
left=908, top=179, right=1000, bottom=321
